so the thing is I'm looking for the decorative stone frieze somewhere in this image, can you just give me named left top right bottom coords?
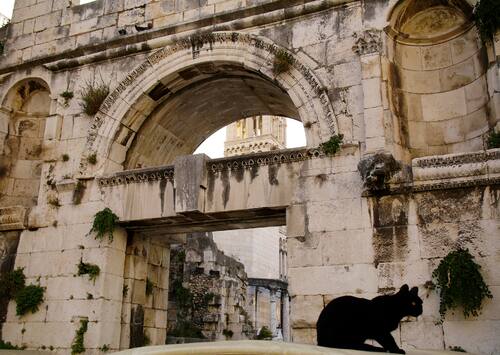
left=0, top=206, right=27, bottom=231
left=352, top=30, right=382, bottom=56
left=209, top=147, right=324, bottom=173
left=98, top=166, right=174, bottom=187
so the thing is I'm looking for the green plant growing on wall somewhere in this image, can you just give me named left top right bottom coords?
left=15, top=285, right=45, bottom=316
left=146, top=278, right=154, bottom=296
left=60, top=91, right=74, bottom=106
left=487, top=131, right=500, bottom=149
left=0, top=268, right=26, bottom=299
left=62, top=154, right=70, bottom=162
left=123, top=284, right=129, bottom=297
left=473, top=0, right=500, bottom=42
left=71, top=319, right=88, bottom=355
left=0, top=340, right=24, bottom=350
left=99, top=344, right=110, bottom=352
left=449, top=346, right=466, bottom=353
left=432, top=248, right=492, bottom=318
left=87, top=153, right=97, bottom=165
left=79, top=79, right=110, bottom=116
left=272, top=49, right=293, bottom=75
left=255, top=326, right=273, bottom=340
left=77, top=260, right=100, bottom=283
left=320, top=134, right=344, bottom=155
left=89, top=207, right=119, bottom=242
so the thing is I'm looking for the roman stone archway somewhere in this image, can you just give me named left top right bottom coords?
left=79, top=31, right=339, bottom=175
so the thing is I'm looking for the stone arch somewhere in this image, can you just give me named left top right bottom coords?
left=81, top=32, right=338, bottom=174
left=385, top=0, right=493, bottom=158
left=0, top=78, right=51, bottom=207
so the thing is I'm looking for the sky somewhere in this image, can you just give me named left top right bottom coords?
left=0, top=0, right=306, bottom=158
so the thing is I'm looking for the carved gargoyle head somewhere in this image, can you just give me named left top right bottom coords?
left=357, top=153, right=401, bottom=191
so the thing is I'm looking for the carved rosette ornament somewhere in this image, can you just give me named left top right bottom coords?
left=352, top=30, right=382, bottom=55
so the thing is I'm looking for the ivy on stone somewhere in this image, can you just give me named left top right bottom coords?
left=432, top=248, right=492, bottom=318
left=15, top=285, right=45, bottom=316
left=473, top=0, right=500, bottom=42
left=0, top=268, right=26, bottom=299
left=71, top=319, right=88, bottom=355
left=77, top=260, right=100, bottom=283
left=320, top=134, right=344, bottom=155
left=89, top=207, right=119, bottom=242
left=487, top=131, right=500, bottom=149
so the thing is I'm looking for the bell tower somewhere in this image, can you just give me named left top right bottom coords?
left=224, top=115, right=287, bottom=157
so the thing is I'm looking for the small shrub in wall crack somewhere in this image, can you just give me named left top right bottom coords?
left=0, top=267, right=26, bottom=299
left=89, top=207, right=119, bottom=242
left=15, top=285, right=45, bottom=316
left=432, top=248, right=492, bottom=318
left=473, top=0, right=500, bottom=42
left=71, top=319, right=88, bottom=355
left=320, top=134, right=344, bottom=155
left=272, top=49, right=294, bottom=75
left=87, top=153, right=97, bottom=165
left=60, top=91, right=74, bottom=106
left=487, top=131, right=500, bottom=149
left=77, top=260, right=100, bottom=283
left=79, top=79, right=110, bottom=116
left=255, top=326, right=273, bottom=340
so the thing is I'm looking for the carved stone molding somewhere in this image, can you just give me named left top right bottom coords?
left=0, top=206, right=27, bottom=231
left=352, top=30, right=382, bottom=55
left=98, top=166, right=174, bottom=187
left=413, top=149, right=500, bottom=168
left=208, top=147, right=324, bottom=173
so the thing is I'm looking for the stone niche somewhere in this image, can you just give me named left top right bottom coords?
left=385, top=0, right=492, bottom=158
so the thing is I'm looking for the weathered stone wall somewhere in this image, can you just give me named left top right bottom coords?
left=167, top=233, right=253, bottom=342
left=0, top=0, right=498, bottom=354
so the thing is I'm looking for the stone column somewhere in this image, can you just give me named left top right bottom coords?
left=270, top=288, right=277, bottom=335
left=353, top=30, right=388, bottom=155
left=281, top=290, right=290, bottom=342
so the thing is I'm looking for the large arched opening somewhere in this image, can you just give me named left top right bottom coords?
left=81, top=32, right=338, bottom=175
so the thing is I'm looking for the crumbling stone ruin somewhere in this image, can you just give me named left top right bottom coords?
left=0, top=0, right=498, bottom=354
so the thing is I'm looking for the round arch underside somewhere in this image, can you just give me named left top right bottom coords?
left=82, top=32, right=338, bottom=174
left=125, top=64, right=300, bottom=168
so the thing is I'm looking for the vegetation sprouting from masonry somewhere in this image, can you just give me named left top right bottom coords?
left=79, top=78, right=110, bottom=116
left=89, top=207, right=119, bottom=242
left=473, top=0, right=500, bottom=42
left=320, top=134, right=344, bottom=155
left=432, top=248, right=492, bottom=318
left=77, top=260, right=101, bottom=283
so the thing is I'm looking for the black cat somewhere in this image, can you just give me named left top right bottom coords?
left=316, top=284, right=423, bottom=354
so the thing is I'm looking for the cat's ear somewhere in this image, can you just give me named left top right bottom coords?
left=410, top=287, right=418, bottom=295
left=399, top=284, right=409, bottom=293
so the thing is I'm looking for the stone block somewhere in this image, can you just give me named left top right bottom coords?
left=174, top=154, right=210, bottom=214
left=286, top=204, right=306, bottom=238
left=362, top=77, right=382, bottom=109
left=118, top=7, right=145, bottom=27
left=465, top=76, right=488, bottom=114
left=399, top=67, right=442, bottom=94
left=34, top=10, right=62, bottom=32
left=421, top=42, right=453, bottom=70
left=421, top=87, right=467, bottom=122
left=321, top=229, right=374, bottom=265
left=306, top=198, right=364, bottom=233
left=439, top=57, right=477, bottom=92
left=394, top=44, right=422, bottom=71
left=288, top=264, right=378, bottom=296
left=364, top=106, right=384, bottom=138
left=290, top=295, right=323, bottom=328
left=443, top=320, right=500, bottom=355
left=292, top=327, right=316, bottom=345
left=450, top=28, right=481, bottom=65
left=44, top=114, right=62, bottom=140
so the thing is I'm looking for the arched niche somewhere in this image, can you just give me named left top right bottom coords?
left=80, top=32, right=338, bottom=175
left=0, top=78, right=51, bottom=207
left=385, top=0, right=492, bottom=157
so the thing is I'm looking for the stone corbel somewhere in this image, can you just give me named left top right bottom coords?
left=0, top=206, right=28, bottom=231
left=358, top=153, right=402, bottom=192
